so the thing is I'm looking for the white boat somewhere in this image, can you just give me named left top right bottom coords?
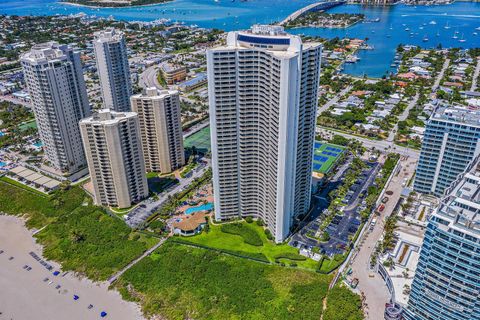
left=444, top=22, right=450, bottom=29
left=429, top=20, right=437, bottom=25
left=452, top=33, right=458, bottom=39
left=459, top=34, right=466, bottom=43
left=422, top=35, right=429, bottom=42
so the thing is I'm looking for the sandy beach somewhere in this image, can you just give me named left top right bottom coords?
left=0, top=215, right=145, bottom=320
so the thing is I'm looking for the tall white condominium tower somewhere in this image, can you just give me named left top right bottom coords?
left=79, top=109, right=148, bottom=209
left=404, top=155, right=480, bottom=320
left=131, top=88, right=185, bottom=173
left=207, top=25, right=322, bottom=243
left=93, top=28, right=132, bottom=112
left=414, top=104, right=480, bottom=197
left=21, top=42, right=89, bottom=174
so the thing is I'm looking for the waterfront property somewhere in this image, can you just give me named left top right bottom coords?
left=93, top=28, right=132, bottom=112
left=414, top=103, right=480, bottom=197
left=131, top=88, right=185, bottom=173
left=208, top=25, right=321, bottom=243
left=79, top=109, right=149, bottom=209
left=405, top=155, right=480, bottom=320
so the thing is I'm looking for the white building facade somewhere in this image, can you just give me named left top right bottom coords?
left=21, top=42, right=90, bottom=174
left=131, top=88, right=185, bottom=173
left=207, top=25, right=322, bottom=242
left=94, top=28, right=132, bottom=112
left=79, top=109, right=148, bottom=208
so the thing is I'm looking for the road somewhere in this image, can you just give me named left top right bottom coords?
left=317, top=85, right=353, bottom=116
left=139, top=65, right=163, bottom=90
left=183, top=119, right=209, bottom=139
left=348, top=156, right=417, bottom=319
left=0, top=95, right=32, bottom=108
left=318, top=128, right=420, bottom=159
left=126, top=159, right=211, bottom=228
left=471, top=57, right=480, bottom=92
left=108, top=238, right=167, bottom=284
left=386, top=93, right=419, bottom=142
left=432, top=58, right=450, bottom=92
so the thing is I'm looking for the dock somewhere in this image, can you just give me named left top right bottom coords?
left=278, top=0, right=346, bottom=26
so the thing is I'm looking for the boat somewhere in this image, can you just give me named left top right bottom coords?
left=422, top=35, right=429, bottom=42
left=405, top=27, right=410, bottom=31
left=429, top=20, right=437, bottom=25
left=476, top=27, right=480, bottom=31
left=444, top=22, right=450, bottom=29
left=474, top=32, right=478, bottom=36
left=386, top=34, right=391, bottom=38
left=345, top=55, right=360, bottom=63
left=419, top=26, right=424, bottom=30
left=459, top=34, right=466, bottom=43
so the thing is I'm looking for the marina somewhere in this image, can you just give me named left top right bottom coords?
left=2, top=0, right=480, bottom=77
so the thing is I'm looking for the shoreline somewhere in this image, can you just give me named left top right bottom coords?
left=0, top=214, right=145, bottom=320
left=61, top=0, right=172, bottom=9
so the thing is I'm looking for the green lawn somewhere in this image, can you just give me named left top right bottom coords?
left=117, top=242, right=332, bottom=320
left=179, top=221, right=318, bottom=270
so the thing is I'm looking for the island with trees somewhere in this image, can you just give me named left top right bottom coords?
left=285, top=12, right=365, bottom=29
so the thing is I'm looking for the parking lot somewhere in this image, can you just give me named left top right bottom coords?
left=290, top=160, right=380, bottom=257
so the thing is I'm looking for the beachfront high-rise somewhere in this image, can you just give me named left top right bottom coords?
left=21, top=41, right=89, bottom=174
left=93, top=28, right=132, bottom=112
left=79, top=109, right=148, bottom=208
left=414, top=104, right=480, bottom=197
left=131, top=88, right=185, bottom=173
left=404, top=155, right=480, bottom=320
left=207, top=25, right=322, bottom=243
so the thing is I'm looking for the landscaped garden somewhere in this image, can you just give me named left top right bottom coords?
left=178, top=220, right=318, bottom=270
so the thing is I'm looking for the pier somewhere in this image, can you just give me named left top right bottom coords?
left=278, top=0, right=346, bottom=26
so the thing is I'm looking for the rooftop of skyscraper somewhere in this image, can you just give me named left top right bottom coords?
left=94, top=27, right=124, bottom=42
left=436, top=155, right=480, bottom=236
left=21, top=41, right=68, bottom=62
left=81, top=108, right=136, bottom=125
left=432, top=102, right=480, bottom=127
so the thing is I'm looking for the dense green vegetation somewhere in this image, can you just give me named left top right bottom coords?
left=118, top=242, right=331, bottom=320
left=220, top=223, right=263, bottom=246
left=0, top=183, right=155, bottom=280
left=0, top=181, right=84, bottom=228
left=324, top=286, right=364, bottom=320
left=36, top=205, right=150, bottom=280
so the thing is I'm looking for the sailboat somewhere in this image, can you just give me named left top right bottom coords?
left=422, top=35, right=429, bottom=42
left=436, top=30, right=440, bottom=37
left=459, top=34, right=466, bottom=43
left=444, top=22, right=450, bottom=29
left=429, top=20, right=437, bottom=25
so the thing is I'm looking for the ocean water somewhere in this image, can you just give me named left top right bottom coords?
left=2, top=0, right=480, bottom=77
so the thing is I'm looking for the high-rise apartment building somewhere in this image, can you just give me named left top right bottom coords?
left=414, top=104, right=480, bottom=197
left=21, top=42, right=89, bottom=174
left=131, top=88, right=185, bottom=173
left=207, top=25, right=322, bottom=243
left=79, top=109, right=148, bottom=208
left=93, top=28, right=132, bottom=112
left=405, top=155, right=480, bottom=320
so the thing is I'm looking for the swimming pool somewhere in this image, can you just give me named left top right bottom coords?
left=185, top=203, right=213, bottom=215
left=0, top=162, right=6, bottom=168
left=33, top=141, right=43, bottom=148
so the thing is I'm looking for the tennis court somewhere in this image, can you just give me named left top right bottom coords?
left=312, top=141, right=345, bottom=174
left=184, top=126, right=211, bottom=153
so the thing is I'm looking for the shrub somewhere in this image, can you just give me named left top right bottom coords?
left=245, top=216, right=253, bottom=223
left=264, top=228, right=273, bottom=240
left=256, top=219, right=264, bottom=226
left=273, top=253, right=307, bottom=261
left=220, top=223, right=263, bottom=246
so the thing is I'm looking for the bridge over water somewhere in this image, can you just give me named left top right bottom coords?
left=278, top=0, right=346, bottom=26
